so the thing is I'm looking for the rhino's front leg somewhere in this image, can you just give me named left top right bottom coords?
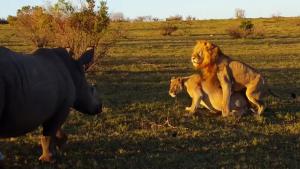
left=0, top=152, right=4, bottom=167
left=55, top=128, right=68, bottom=150
left=40, top=106, right=70, bottom=162
left=39, top=136, right=55, bottom=163
left=39, top=128, right=68, bottom=162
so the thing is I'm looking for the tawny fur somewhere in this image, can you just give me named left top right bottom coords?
left=191, top=40, right=266, bottom=116
left=169, top=74, right=249, bottom=116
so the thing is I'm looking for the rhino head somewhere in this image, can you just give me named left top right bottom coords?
left=65, top=47, right=102, bottom=115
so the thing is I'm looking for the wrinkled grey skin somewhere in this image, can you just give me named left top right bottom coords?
left=0, top=47, right=101, bottom=159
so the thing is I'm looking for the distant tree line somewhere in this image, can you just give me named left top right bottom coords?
left=109, top=13, right=197, bottom=22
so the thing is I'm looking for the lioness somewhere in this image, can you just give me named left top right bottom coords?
left=191, top=40, right=266, bottom=116
left=169, top=74, right=249, bottom=116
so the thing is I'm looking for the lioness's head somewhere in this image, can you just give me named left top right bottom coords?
left=169, top=77, right=184, bottom=97
left=191, top=40, right=222, bottom=69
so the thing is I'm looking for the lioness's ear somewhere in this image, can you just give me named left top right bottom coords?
left=78, top=47, right=95, bottom=66
left=196, top=40, right=205, bottom=45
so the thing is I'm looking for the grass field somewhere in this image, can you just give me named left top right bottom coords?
left=1, top=17, right=300, bottom=168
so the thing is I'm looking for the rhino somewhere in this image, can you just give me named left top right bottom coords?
left=0, top=47, right=102, bottom=162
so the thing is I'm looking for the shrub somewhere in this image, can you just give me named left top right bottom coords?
left=0, top=18, right=8, bottom=24
left=227, top=27, right=243, bottom=38
left=161, top=22, right=178, bottom=36
left=166, top=15, right=183, bottom=21
left=10, top=0, right=123, bottom=66
left=10, top=6, right=54, bottom=47
left=227, top=20, right=264, bottom=39
left=239, top=20, right=254, bottom=31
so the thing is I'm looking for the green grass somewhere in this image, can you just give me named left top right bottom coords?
left=1, top=17, right=300, bottom=168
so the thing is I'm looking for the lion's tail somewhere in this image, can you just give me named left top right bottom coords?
left=267, top=88, right=280, bottom=98
left=264, top=77, right=295, bottom=99
left=267, top=88, right=296, bottom=100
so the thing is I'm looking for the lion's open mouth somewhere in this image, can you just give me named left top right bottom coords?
left=191, top=56, right=201, bottom=65
left=191, top=58, right=202, bottom=65
left=169, top=92, right=176, bottom=98
left=192, top=60, right=201, bottom=64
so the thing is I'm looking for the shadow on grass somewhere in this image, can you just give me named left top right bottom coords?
left=2, top=127, right=300, bottom=169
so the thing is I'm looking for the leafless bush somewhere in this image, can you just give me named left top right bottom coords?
left=186, top=16, right=196, bottom=21
left=161, top=22, right=178, bottom=36
left=166, top=15, right=183, bottom=21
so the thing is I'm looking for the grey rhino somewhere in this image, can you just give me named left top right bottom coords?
left=0, top=47, right=102, bottom=162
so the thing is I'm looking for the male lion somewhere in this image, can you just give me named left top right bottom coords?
left=191, top=40, right=266, bottom=116
left=169, top=74, right=249, bottom=116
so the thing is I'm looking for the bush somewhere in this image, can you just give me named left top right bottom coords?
left=227, top=20, right=264, bottom=39
left=239, top=20, right=254, bottom=31
left=161, top=22, right=178, bottom=36
left=166, top=15, right=182, bottom=21
left=0, top=18, right=8, bottom=24
left=10, top=0, right=123, bottom=65
left=10, top=6, right=54, bottom=47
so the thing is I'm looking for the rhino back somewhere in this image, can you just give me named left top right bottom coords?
left=0, top=47, right=75, bottom=137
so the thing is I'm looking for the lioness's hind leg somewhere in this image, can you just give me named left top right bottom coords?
left=245, top=77, right=265, bottom=115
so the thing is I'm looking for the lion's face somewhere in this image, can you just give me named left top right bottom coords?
left=191, top=40, right=221, bottom=69
left=169, top=77, right=184, bottom=97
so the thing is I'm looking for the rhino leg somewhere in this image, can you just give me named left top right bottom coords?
left=40, top=105, right=70, bottom=162
left=55, top=128, right=68, bottom=150
left=39, top=136, right=55, bottom=163
left=0, top=79, right=5, bottom=120
left=0, top=152, right=4, bottom=169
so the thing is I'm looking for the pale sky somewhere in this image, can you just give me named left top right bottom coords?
left=1, top=0, right=300, bottom=19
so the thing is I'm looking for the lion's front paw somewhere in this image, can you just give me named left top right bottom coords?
left=221, top=110, right=230, bottom=117
left=188, top=108, right=197, bottom=114
left=221, top=106, right=231, bottom=117
left=185, top=107, right=191, bottom=111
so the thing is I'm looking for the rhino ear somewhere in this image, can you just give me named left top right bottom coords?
left=78, top=47, right=94, bottom=66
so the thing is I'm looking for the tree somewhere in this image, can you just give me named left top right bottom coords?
left=235, top=8, right=245, bottom=19
left=11, top=6, right=54, bottom=47
left=86, top=0, right=95, bottom=12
